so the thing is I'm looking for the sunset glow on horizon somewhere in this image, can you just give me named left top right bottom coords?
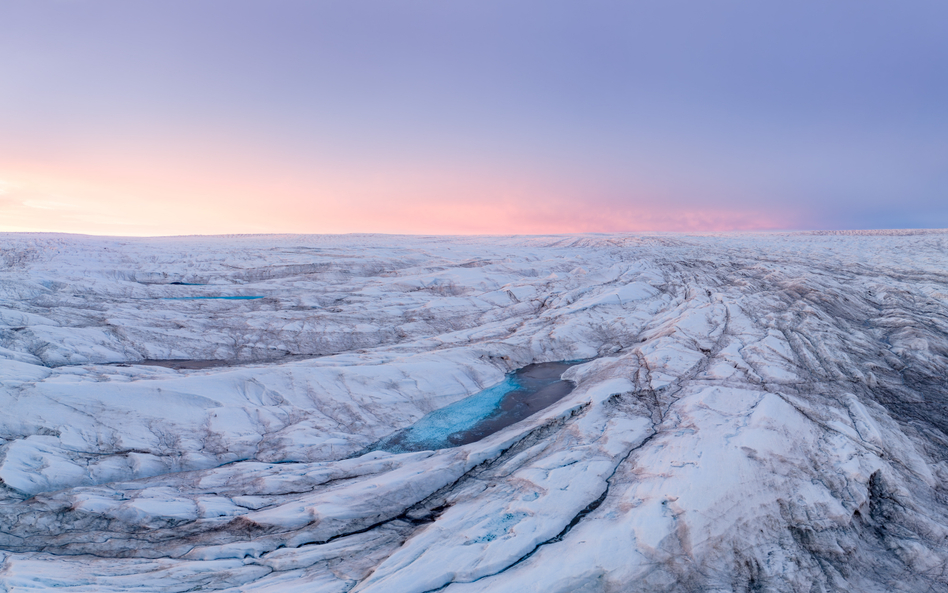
left=0, top=159, right=793, bottom=237
left=2, top=1, right=947, bottom=236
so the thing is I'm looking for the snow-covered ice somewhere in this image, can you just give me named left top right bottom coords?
left=2, top=230, right=948, bottom=591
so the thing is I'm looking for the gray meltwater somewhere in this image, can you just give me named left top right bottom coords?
left=374, top=361, right=581, bottom=453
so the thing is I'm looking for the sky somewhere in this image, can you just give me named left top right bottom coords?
left=1, top=1, right=947, bottom=236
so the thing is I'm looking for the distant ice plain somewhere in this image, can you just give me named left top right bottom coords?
left=1, top=231, right=948, bottom=592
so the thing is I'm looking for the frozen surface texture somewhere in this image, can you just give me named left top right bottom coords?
left=2, top=230, right=948, bottom=592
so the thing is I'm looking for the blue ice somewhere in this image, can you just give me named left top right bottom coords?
left=378, top=375, right=521, bottom=452
left=164, top=296, right=264, bottom=300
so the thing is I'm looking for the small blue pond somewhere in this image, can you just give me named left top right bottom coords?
left=373, top=361, right=581, bottom=453
left=164, top=296, right=264, bottom=300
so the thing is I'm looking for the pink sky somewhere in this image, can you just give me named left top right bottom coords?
left=0, top=156, right=791, bottom=236
left=2, top=2, right=946, bottom=235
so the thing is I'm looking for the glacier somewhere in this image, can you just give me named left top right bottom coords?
left=1, top=230, right=948, bottom=591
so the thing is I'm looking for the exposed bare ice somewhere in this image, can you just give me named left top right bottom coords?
left=2, top=230, right=948, bottom=591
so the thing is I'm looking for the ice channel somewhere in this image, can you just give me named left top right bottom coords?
left=373, top=361, right=581, bottom=453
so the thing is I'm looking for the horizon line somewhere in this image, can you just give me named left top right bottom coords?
left=3, top=228, right=947, bottom=240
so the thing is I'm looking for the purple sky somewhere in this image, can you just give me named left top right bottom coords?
left=1, top=1, right=947, bottom=234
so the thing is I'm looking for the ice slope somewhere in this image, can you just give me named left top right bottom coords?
left=1, top=230, right=948, bottom=592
